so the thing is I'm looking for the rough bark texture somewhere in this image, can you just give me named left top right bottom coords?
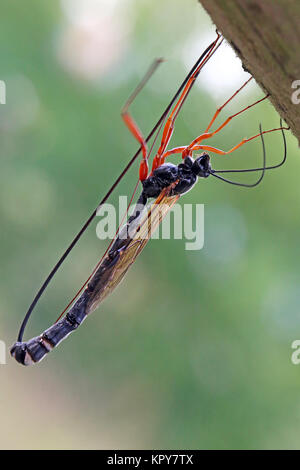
left=200, top=0, right=300, bottom=144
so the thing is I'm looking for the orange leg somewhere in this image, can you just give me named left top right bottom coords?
left=162, top=146, right=186, bottom=159
left=160, top=125, right=289, bottom=161
left=181, top=94, right=269, bottom=159
left=204, top=77, right=253, bottom=134
left=158, top=78, right=268, bottom=165
left=122, top=111, right=148, bottom=181
left=151, top=32, right=223, bottom=172
left=121, top=59, right=163, bottom=181
left=189, top=126, right=289, bottom=156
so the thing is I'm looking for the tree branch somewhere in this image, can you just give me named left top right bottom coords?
left=199, top=0, right=300, bottom=144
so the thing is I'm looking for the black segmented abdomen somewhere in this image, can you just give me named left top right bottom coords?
left=10, top=290, right=89, bottom=365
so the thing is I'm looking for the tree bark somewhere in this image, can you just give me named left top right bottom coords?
left=199, top=0, right=300, bottom=144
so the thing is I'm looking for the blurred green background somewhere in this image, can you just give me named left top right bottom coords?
left=1, top=0, right=300, bottom=450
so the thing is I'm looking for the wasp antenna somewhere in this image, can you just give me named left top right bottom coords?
left=210, top=123, right=266, bottom=188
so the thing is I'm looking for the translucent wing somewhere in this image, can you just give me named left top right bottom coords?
left=85, top=186, right=180, bottom=315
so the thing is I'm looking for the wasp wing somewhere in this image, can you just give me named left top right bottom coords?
left=85, top=187, right=180, bottom=315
